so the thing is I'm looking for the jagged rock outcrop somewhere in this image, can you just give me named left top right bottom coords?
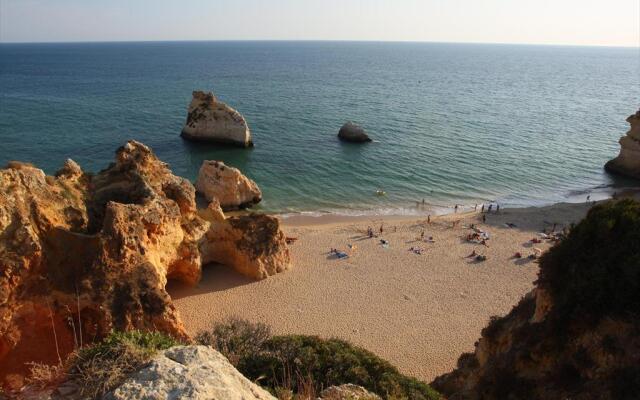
left=181, top=91, right=253, bottom=147
left=338, top=122, right=372, bottom=143
left=432, top=200, right=640, bottom=400
left=0, top=141, right=209, bottom=385
left=319, top=384, right=382, bottom=400
left=200, top=201, right=291, bottom=280
left=0, top=141, right=291, bottom=387
left=106, top=345, right=276, bottom=400
left=605, top=109, right=640, bottom=179
left=195, top=160, right=261, bottom=210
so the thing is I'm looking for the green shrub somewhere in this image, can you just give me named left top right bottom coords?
left=198, top=321, right=441, bottom=400
left=537, top=199, right=640, bottom=322
left=195, top=317, right=271, bottom=366
left=68, top=330, right=179, bottom=398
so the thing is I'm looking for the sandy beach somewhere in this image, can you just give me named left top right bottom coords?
left=170, top=201, right=594, bottom=382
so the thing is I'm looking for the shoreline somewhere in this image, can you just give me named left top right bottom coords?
left=270, top=186, right=640, bottom=226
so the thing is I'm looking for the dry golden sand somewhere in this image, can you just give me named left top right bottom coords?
left=170, top=202, right=592, bottom=382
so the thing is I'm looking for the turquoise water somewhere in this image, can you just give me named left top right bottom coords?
left=1, top=41, right=638, bottom=215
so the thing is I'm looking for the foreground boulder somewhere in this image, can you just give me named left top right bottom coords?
left=432, top=199, right=640, bottom=400
left=200, top=202, right=291, bottom=280
left=338, top=122, right=372, bottom=143
left=320, top=384, right=381, bottom=400
left=605, top=109, right=640, bottom=179
left=195, top=160, right=262, bottom=210
left=0, top=141, right=290, bottom=386
left=181, top=91, right=253, bottom=147
left=106, top=346, right=276, bottom=400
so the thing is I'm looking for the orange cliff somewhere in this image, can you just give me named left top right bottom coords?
left=0, top=141, right=290, bottom=387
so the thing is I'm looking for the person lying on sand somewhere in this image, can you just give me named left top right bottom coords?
left=475, top=254, right=487, bottom=262
left=513, top=252, right=523, bottom=259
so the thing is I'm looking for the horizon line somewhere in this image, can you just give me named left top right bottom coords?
left=0, top=38, right=637, bottom=49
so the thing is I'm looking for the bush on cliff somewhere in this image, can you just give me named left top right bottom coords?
left=198, top=320, right=441, bottom=400
left=537, top=199, right=640, bottom=322
left=66, top=330, right=179, bottom=398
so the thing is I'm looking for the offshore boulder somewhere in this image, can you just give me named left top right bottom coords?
left=338, top=122, right=372, bottom=143
left=195, top=160, right=262, bottom=211
left=605, top=109, right=640, bottom=179
left=181, top=91, right=253, bottom=147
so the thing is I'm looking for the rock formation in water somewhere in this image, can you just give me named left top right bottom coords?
left=338, top=122, right=372, bottom=143
left=195, top=160, right=262, bottom=210
left=200, top=201, right=291, bottom=280
left=431, top=199, right=640, bottom=400
left=605, top=109, right=640, bottom=179
left=181, top=91, right=253, bottom=147
left=105, top=345, right=276, bottom=400
left=0, top=141, right=289, bottom=385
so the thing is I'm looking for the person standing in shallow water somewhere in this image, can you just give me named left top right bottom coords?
left=481, top=204, right=485, bottom=213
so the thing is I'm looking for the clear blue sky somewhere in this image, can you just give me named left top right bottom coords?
left=1, top=0, right=638, bottom=46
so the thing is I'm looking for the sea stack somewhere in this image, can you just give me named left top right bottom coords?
left=195, top=160, right=262, bottom=210
left=605, top=109, right=640, bottom=179
left=181, top=91, right=253, bottom=147
left=338, top=122, right=372, bottom=143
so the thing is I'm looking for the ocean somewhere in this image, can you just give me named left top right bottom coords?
left=0, top=41, right=638, bottom=215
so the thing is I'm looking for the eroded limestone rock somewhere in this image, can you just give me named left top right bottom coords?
left=105, top=346, right=276, bottom=400
left=181, top=91, right=253, bottom=147
left=605, top=109, right=640, bottom=179
left=195, top=160, right=261, bottom=210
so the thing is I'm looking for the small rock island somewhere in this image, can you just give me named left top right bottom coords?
left=195, top=160, right=262, bottom=211
left=181, top=91, right=253, bottom=147
left=338, top=122, right=372, bottom=143
left=605, top=109, right=640, bottom=179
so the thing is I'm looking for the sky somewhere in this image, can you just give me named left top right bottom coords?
left=0, top=0, right=638, bottom=46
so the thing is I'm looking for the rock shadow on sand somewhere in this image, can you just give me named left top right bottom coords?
left=167, top=263, right=255, bottom=300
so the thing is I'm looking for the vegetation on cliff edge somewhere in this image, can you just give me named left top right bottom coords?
left=197, top=318, right=441, bottom=400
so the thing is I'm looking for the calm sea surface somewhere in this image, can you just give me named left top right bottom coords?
left=1, top=41, right=638, bottom=215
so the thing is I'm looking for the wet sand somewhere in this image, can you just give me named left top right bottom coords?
left=170, top=201, right=594, bottom=381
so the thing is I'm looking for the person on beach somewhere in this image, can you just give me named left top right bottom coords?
left=420, top=230, right=425, bottom=241
left=488, top=204, right=493, bottom=213
left=454, top=204, right=459, bottom=213
left=379, top=224, right=384, bottom=235
left=427, top=215, right=431, bottom=224
left=474, top=204, right=478, bottom=211
left=496, top=205, right=500, bottom=213
left=481, top=204, right=485, bottom=213
left=367, top=227, right=374, bottom=238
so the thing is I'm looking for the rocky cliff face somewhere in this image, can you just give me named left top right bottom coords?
left=195, top=160, right=262, bottom=210
left=605, top=109, right=640, bottom=179
left=431, top=200, right=640, bottom=400
left=181, top=91, right=253, bottom=147
left=0, top=141, right=289, bottom=386
left=200, top=201, right=291, bottom=280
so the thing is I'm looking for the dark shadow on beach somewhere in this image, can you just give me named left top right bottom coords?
left=166, top=263, right=254, bottom=300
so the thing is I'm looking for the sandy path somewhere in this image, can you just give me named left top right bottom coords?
left=170, top=202, right=591, bottom=382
